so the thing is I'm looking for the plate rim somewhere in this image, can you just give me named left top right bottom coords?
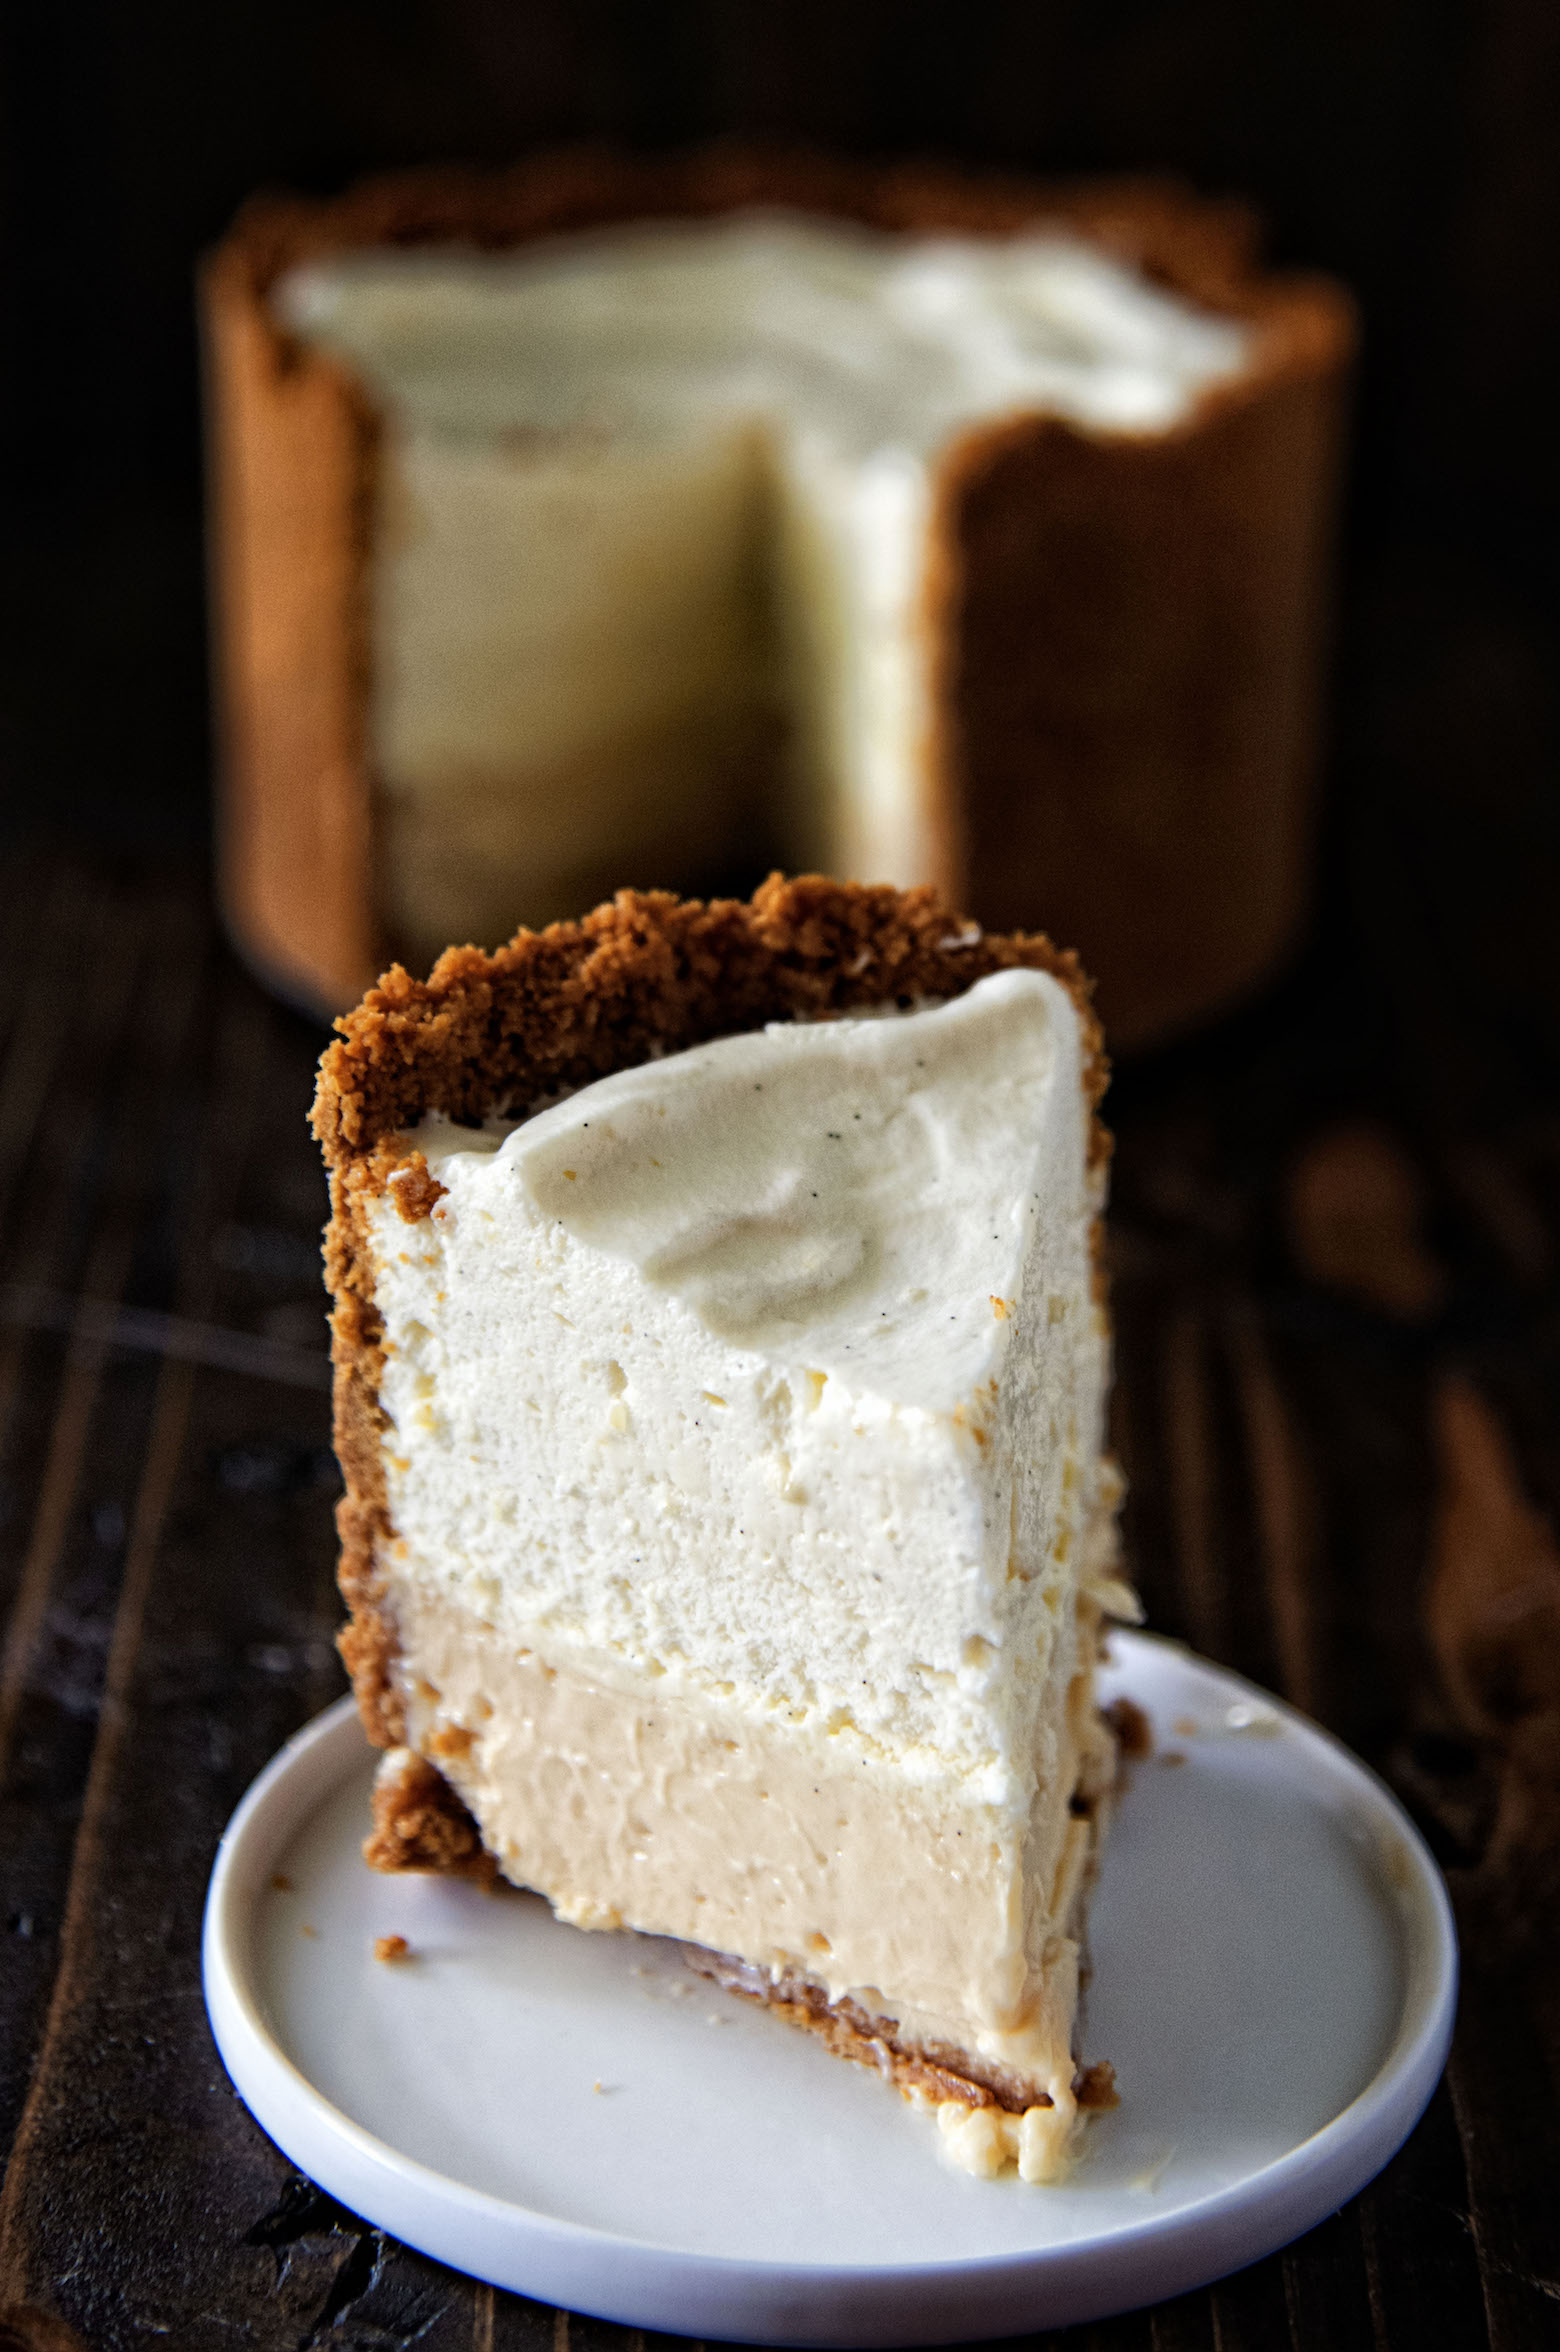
left=202, top=1632, right=1459, bottom=2345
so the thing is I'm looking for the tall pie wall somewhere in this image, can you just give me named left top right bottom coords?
left=941, top=290, right=1351, bottom=1045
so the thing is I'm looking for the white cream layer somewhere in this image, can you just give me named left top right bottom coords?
left=277, top=217, right=1250, bottom=960
left=368, top=972, right=1110, bottom=1778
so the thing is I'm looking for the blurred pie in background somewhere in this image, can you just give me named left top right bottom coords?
left=202, top=149, right=1352, bottom=1046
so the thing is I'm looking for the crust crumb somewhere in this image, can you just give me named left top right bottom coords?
left=365, top=1749, right=499, bottom=1885
left=374, top=1933, right=411, bottom=1963
left=1103, top=1694, right=1153, bottom=1759
left=1076, top=2060, right=1120, bottom=2111
left=389, top=1152, right=448, bottom=1224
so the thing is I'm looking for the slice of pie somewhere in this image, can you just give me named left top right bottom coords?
left=313, top=876, right=1137, bottom=2182
left=208, top=148, right=1353, bottom=1046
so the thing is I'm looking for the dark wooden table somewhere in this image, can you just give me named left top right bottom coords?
left=1, top=826, right=1557, bottom=2352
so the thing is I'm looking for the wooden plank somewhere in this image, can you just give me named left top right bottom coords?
left=0, top=882, right=211, bottom=2151
left=1159, top=1303, right=1232, bottom=1665
left=1147, top=2290, right=1216, bottom=2352
left=0, top=944, right=351, bottom=2342
left=1279, top=2212, right=1376, bottom=2352
left=1225, top=1309, right=1319, bottom=1719
left=0, top=889, right=204, bottom=1783
left=1107, top=1272, right=1184, bottom=1644
left=1356, top=2077, right=1492, bottom=2352
left=0, top=1340, right=169, bottom=2156
left=1446, top=1964, right=1560, bottom=2352
left=1205, top=2252, right=1296, bottom=2352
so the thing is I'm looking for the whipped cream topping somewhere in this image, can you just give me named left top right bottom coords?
left=498, top=969, right=1058, bottom=1412
left=277, top=213, right=1249, bottom=449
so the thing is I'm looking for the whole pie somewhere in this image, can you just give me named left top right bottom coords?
left=209, top=149, right=1353, bottom=1045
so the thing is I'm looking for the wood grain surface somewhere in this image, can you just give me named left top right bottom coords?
left=0, top=792, right=1557, bottom=2350
left=0, top=0, right=1557, bottom=2337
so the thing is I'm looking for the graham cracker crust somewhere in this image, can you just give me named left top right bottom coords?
left=676, top=1949, right=1117, bottom=2121
left=364, top=1750, right=497, bottom=1887
left=206, top=143, right=1353, bottom=1044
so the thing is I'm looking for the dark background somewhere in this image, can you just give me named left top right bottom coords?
left=4, top=1, right=1560, bottom=1122
left=2, top=8, right=1560, bottom=2347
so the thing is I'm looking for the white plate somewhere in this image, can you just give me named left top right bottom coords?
left=203, top=1632, right=1456, bottom=2344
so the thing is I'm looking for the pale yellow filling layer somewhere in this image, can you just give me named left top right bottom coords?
left=389, top=1571, right=1109, bottom=2125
